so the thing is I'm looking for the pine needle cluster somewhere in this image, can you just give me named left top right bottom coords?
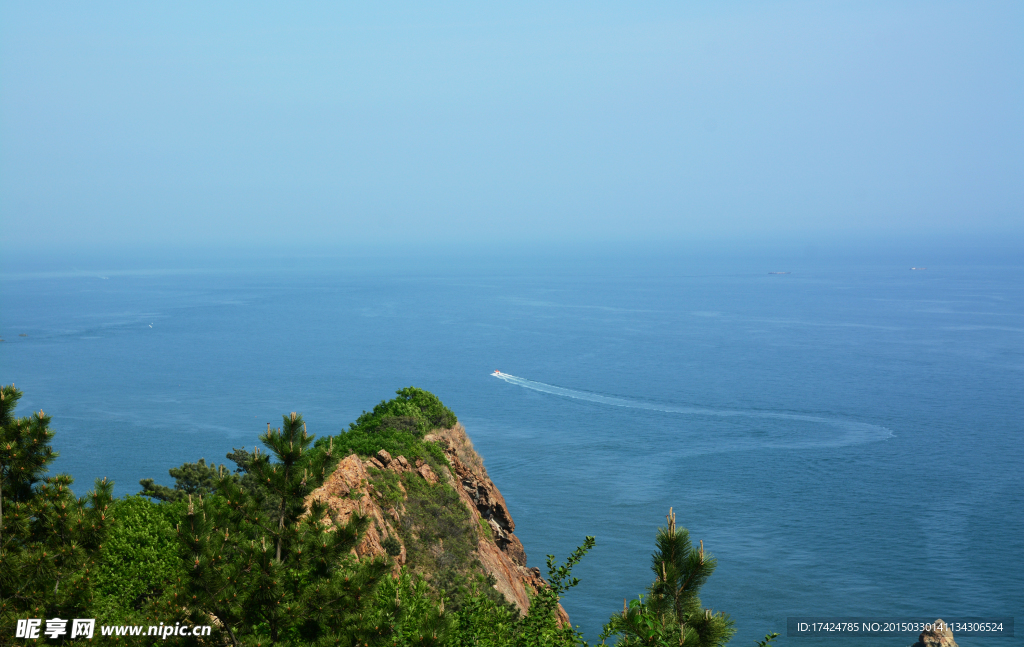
left=0, top=385, right=114, bottom=647
left=600, top=508, right=735, bottom=647
left=154, top=412, right=396, bottom=646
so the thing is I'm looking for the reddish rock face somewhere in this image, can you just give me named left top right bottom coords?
left=304, top=424, right=568, bottom=624
left=426, top=424, right=570, bottom=625
left=304, top=454, right=406, bottom=568
left=417, top=463, right=439, bottom=484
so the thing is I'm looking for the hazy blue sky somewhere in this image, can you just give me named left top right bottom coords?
left=2, top=2, right=1021, bottom=251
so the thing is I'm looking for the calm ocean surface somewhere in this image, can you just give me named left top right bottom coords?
left=2, top=250, right=1021, bottom=645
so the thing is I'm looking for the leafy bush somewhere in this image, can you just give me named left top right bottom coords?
left=398, top=475, right=481, bottom=606
left=382, top=533, right=403, bottom=557
left=349, top=387, right=458, bottom=436
left=314, top=387, right=453, bottom=476
left=364, top=569, right=451, bottom=645
left=93, top=496, right=182, bottom=621
left=328, top=427, right=424, bottom=462
left=448, top=538, right=595, bottom=647
left=368, top=467, right=405, bottom=506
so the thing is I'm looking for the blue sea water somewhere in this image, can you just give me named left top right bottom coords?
left=2, top=248, right=1022, bottom=645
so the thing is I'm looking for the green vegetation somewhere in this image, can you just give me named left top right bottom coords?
left=93, top=496, right=182, bottom=623
left=351, top=387, right=458, bottom=435
left=396, top=473, right=500, bottom=613
left=160, top=411, right=393, bottom=645
left=0, top=385, right=114, bottom=647
left=446, top=539, right=594, bottom=647
left=139, top=457, right=233, bottom=502
left=479, top=518, right=495, bottom=541
left=367, top=467, right=405, bottom=506
left=318, top=387, right=453, bottom=474
left=599, top=509, right=735, bottom=647
left=1, top=383, right=768, bottom=646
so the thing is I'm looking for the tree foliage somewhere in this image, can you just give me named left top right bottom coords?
left=600, top=509, right=734, bottom=647
left=0, top=385, right=114, bottom=646
left=315, top=387, right=452, bottom=478
left=150, top=412, right=392, bottom=646
left=350, top=387, right=458, bottom=435
left=139, top=458, right=233, bottom=502
left=2, top=385, right=768, bottom=646
left=93, top=496, right=182, bottom=621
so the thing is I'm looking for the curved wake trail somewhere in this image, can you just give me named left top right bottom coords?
left=491, top=372, right=893, bottom=448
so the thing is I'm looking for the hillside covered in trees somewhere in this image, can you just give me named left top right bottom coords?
left=1, top=384, right=749, bottom=647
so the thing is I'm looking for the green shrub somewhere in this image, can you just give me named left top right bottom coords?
left=368, top=468, right=405, bottom=506
left=349, top=387, right=457, bottom=436
left=382, top=534, right=403, bottom=557
left=313, top=388, right=454, bottom=478
left=93, top=496, right=182, bottom=621
left=400, top=476, right=476, bottom=573
left=396, top=474, right=496, bottom=612
left=479, top=517, right=495, bottom=541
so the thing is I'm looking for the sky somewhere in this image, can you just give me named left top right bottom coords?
left=1, top=1, right=1021, bottom=253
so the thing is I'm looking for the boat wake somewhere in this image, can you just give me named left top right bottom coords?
left=490, top=371, right=893, bottom=449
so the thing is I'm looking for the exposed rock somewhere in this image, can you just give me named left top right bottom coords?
left=426, top=424, right=568, bottom=624
left=911, top=620, right=958, bottom=647
left=417, top=463, right=439, bottom=484
left=503, top=533, right=528, bottom=568
left=425, top=425, right=487, bottom=477
left=309, top=424, right=567, bottom=624
left=304, top=454, right=406, bottom=567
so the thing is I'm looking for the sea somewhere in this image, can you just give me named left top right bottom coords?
left=2, top=244, right=1021, bottom=646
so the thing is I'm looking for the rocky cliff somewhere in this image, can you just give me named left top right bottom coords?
left=304, top=423, right=566, bottom=623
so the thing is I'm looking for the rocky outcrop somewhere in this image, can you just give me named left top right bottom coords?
left=304, top=453, right=407, bottom=566
left=911, top=620, right=958, bottom=647
left=304, top=424, right=565, bottom=623
left=425, top=424, right=563, bottom=623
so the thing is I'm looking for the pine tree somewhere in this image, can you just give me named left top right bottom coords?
left=0, top=385, right=114, bottom=646
left=600, top=508, right=735, bottom=647
left=166, top=412, right=391, bottom=645
left=139, top=457, right=232, bottom=502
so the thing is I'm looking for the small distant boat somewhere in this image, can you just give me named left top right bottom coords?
left=492, top=370, right=502, bottom=376
left=911, top=267, right=927, bottom=270
left=768, top=271, right=791, bottom=275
